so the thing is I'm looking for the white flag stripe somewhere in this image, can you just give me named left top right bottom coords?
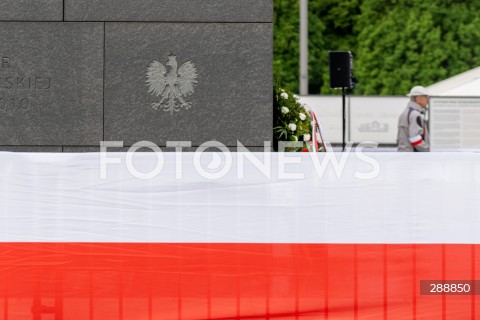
left=409, top=135, right=423, bottom=143
left=1, top=152, right=479, bottom=243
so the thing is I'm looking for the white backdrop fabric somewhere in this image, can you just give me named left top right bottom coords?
left=1, top=152, right=479, bottom=244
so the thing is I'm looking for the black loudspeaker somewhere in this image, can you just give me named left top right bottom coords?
left=329, top=51, right=353, bottom=89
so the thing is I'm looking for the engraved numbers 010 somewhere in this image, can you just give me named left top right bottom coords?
left=0, top=97, right=29, bottom=113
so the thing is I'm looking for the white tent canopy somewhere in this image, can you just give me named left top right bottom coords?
left=427, top=66, right=480, bottom=96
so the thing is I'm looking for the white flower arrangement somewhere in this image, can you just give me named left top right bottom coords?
left=274, top=83, right=323, bottom=152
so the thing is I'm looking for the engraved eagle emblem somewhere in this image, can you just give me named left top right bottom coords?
left=146, top=55, right=199, bottom=114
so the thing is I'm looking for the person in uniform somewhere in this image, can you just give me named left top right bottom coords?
left=397, top=86, right=430, bottom=152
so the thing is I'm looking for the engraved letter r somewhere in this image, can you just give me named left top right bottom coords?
left=2, top=57, right=10, bottom=68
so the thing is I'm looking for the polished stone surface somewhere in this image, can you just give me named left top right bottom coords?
left=64, top=146, right=273, bottom=152
left=0, top=0, right=62, bottom=21
left=65, top=0, right=272, bottom=22
left=0, top=146, right=62, bottom=152
left=0, top=23, right=103, bottom=146
left=104, top=23, right=272, bottom=147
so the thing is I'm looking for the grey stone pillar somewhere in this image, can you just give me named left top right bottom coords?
left=0, top=0, right=273, bottom=152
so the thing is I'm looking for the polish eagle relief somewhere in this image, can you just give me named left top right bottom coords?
left=146, top=55, right=198, bottom=115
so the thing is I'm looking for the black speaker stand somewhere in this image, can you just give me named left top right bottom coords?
left=342, top=87, right=346, bottom=152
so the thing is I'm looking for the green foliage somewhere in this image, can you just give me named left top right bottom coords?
left=274, top=0, right=327, bottom=93
left=274, top=0, right=300, bottom=92
left=274, top=0, right=480, bottom=95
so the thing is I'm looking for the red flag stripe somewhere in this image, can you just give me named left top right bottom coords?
left=0, top=243, right=479, bottom=320
left=409, top=134, right=423, bottom=146
left=411, top=138, right=423, bottom=147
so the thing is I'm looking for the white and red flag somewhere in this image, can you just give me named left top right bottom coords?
left=0, top=152, right=479, bottom=319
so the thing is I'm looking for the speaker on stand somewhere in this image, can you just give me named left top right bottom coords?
left=329, top=51, right=354, bottom=152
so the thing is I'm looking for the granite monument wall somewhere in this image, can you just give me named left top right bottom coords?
left=0, top=0, right=273, bottom=152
